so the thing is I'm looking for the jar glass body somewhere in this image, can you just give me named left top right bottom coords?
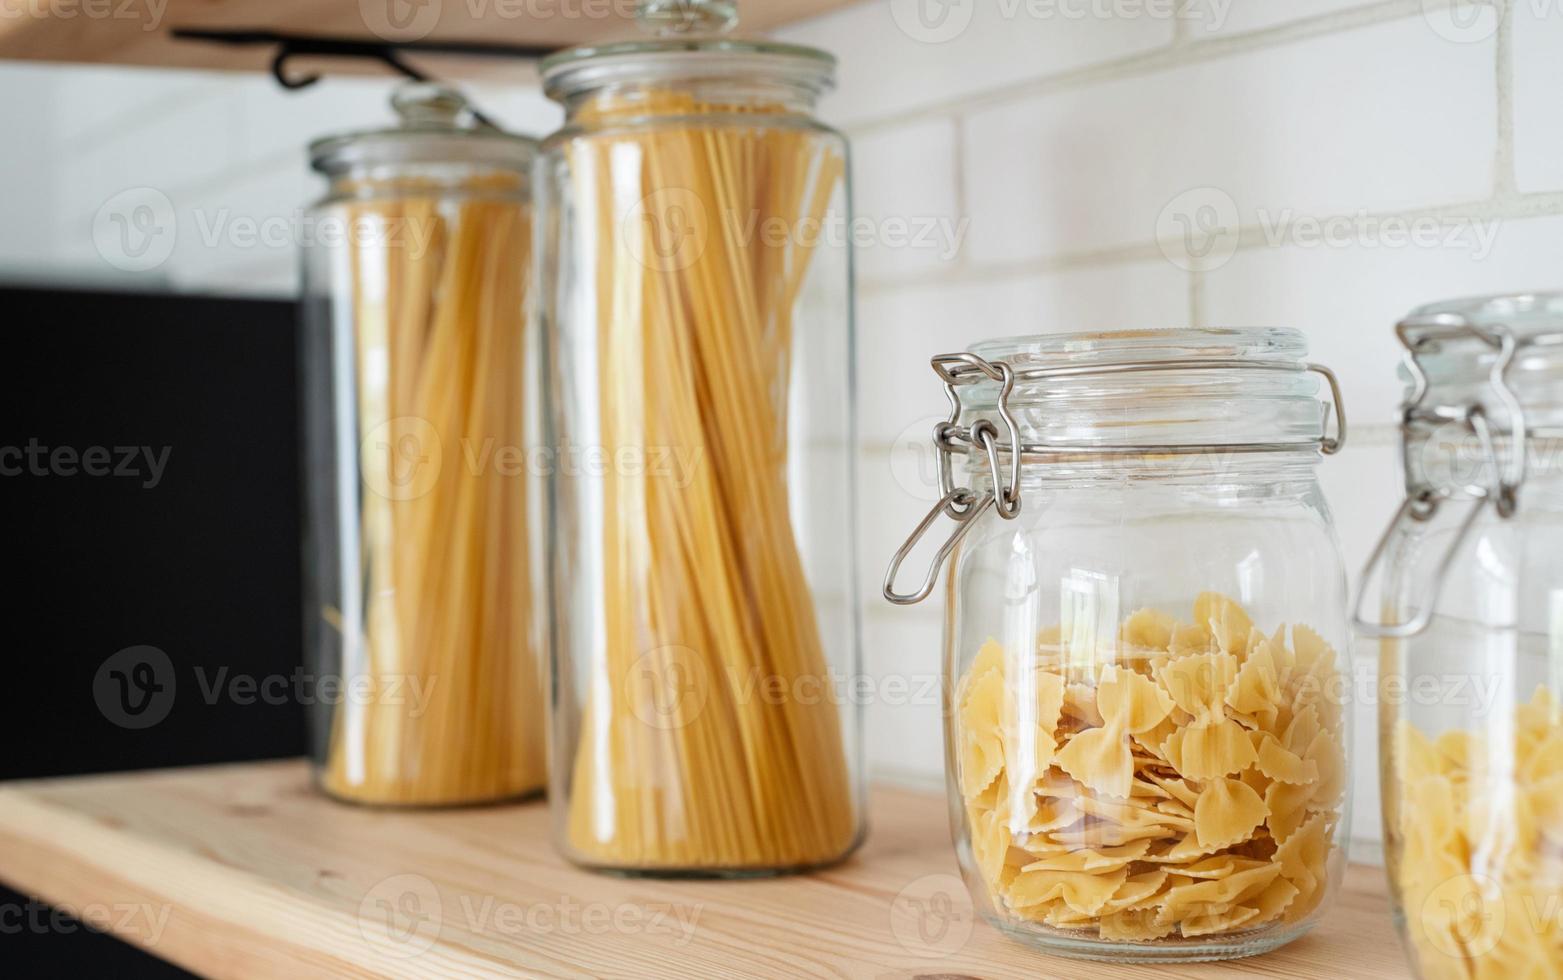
left=299, top=158, right=546, bottom=806
left=1371, top=293, right=1563, bottom=978
left=937, top=331, right=1352, bottom=960
left=538, top=59, right=863, bottom=874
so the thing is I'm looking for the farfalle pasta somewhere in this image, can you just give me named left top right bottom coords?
left=955, top=593, right=1345, bottom=943
left=1392, top=688, right=1563, bottom=980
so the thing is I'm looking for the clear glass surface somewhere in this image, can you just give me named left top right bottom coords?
left=299, top=164, right=546, bottom=807
left=539, top=67, right=863, bottom=874
left=1374, top=292, right=1563, bottom=978
left=943, top=330, right=1352, bottom=960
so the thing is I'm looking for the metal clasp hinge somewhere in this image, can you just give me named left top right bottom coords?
left=1352, top=315, right=1532, bottom=639
left=882, top=354, right=1023, bottom=606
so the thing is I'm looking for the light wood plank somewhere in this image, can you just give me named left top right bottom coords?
left=0, top=760, right=1409, bottom=978
left=0, top=0, right=856, bottom=76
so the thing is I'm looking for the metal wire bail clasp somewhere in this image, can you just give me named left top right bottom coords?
left=883, top=353, right=1024, bottom=606
left=1352, top=313, right=1530, bottom=638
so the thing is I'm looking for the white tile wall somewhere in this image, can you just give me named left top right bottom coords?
left=4, top=0, right=1558, bottom=858
left=962, top=16, right=1497, bottom=266
left=0, top=60, right=558, bottom=297
left=852, top=117, right=964, bottom=280
left=1192, top=0, right=1378, bottom=38
left=781, top=0, right=1171, bottom=126
left=1512, top=0, right=1563, bottom=194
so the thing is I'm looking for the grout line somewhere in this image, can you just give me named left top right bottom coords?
left=844, top=0, right=1432, bottom=137
left=1493, top=0, right=1518, bottom=196
left=857, top=190, right=1563, bottom=294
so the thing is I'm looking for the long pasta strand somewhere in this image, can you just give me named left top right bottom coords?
left=564, top=90, right=857, bottom=869
left=322, top=177, right=546, bottom=806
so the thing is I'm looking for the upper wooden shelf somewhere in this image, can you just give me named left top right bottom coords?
left=0, top=760, right=1409, bottom=978
left=0, top=0, right=854, bottom=77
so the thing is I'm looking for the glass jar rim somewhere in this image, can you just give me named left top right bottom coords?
left=1402, top=290, right=1563, bottom=390
left=954, top=327, right=1333, bottom=454
left=540, top=37, right=836, bottom=102
left=969, top=326, right=1307, bottom=365
left=309, top=83, right=538, bottom=177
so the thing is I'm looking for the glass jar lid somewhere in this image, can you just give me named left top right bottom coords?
left=308, top=83, right=537, bottom=176
left=1398, top=291, right=1563, bottom=430
left=960, top=327, right=1338, bottom=455
left=884, top=328, right=1347, bottom=605
left=540, top=37, right=835, bottom=102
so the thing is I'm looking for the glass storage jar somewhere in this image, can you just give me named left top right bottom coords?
left=1355, top=292, right=1563, bottom=979
left=299, top=84, right=546, bottom=806
left=537, top=24, right=863, bottom=873
left=885, top=329, right=1352, bottom=961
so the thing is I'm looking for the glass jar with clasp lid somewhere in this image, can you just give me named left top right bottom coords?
left=1355, top=292, right=1563, bottom=979
left=885, top=328, right=1352, bottom=961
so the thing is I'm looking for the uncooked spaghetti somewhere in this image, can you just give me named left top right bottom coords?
left=561, top=88, right=857, bottom=870
left=321, top=173, right=546, bottom=806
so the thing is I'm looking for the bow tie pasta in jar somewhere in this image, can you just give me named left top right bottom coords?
left=1356, top=293, right=1563, bottom=980
left=886, top=329, right=1352, bottom=961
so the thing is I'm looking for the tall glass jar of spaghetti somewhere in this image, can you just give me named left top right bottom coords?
left=537, top=6, right=863, bottom=875
left=1356, top=293, right=1563, bottom=979
left=885, top=329, right=1352, bottom=960
left=299, top=84, right=546, bottom=806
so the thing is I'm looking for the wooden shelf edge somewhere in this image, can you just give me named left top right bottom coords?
left=0, top=761, right=1412, bottom=979
left=0, top=0, right=856, bottom=75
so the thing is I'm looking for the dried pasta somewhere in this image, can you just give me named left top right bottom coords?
left=320, top=174, right=547, bottom=805
left=559, top=88, right=857, bottom=869
left=1391, top=688, right=1563, bottom=979
left=956, top=593, right=1345, bottom=942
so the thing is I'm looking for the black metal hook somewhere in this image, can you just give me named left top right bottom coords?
left=171, top=28, right=557, bottom=127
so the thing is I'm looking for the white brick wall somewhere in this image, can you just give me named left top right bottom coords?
left=3, top=0, right=1560, bottom=860
left=778, top=0, right=1563, bottom=859
left=0, top=60, right=560, bottom=296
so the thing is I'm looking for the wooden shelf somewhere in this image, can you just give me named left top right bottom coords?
left=0, top=0, right=855, bottom=77
left=0, top=760, right=1409, bottom=978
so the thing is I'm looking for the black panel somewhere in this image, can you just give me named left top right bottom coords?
left=0, top=286, right=306, bottom=978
